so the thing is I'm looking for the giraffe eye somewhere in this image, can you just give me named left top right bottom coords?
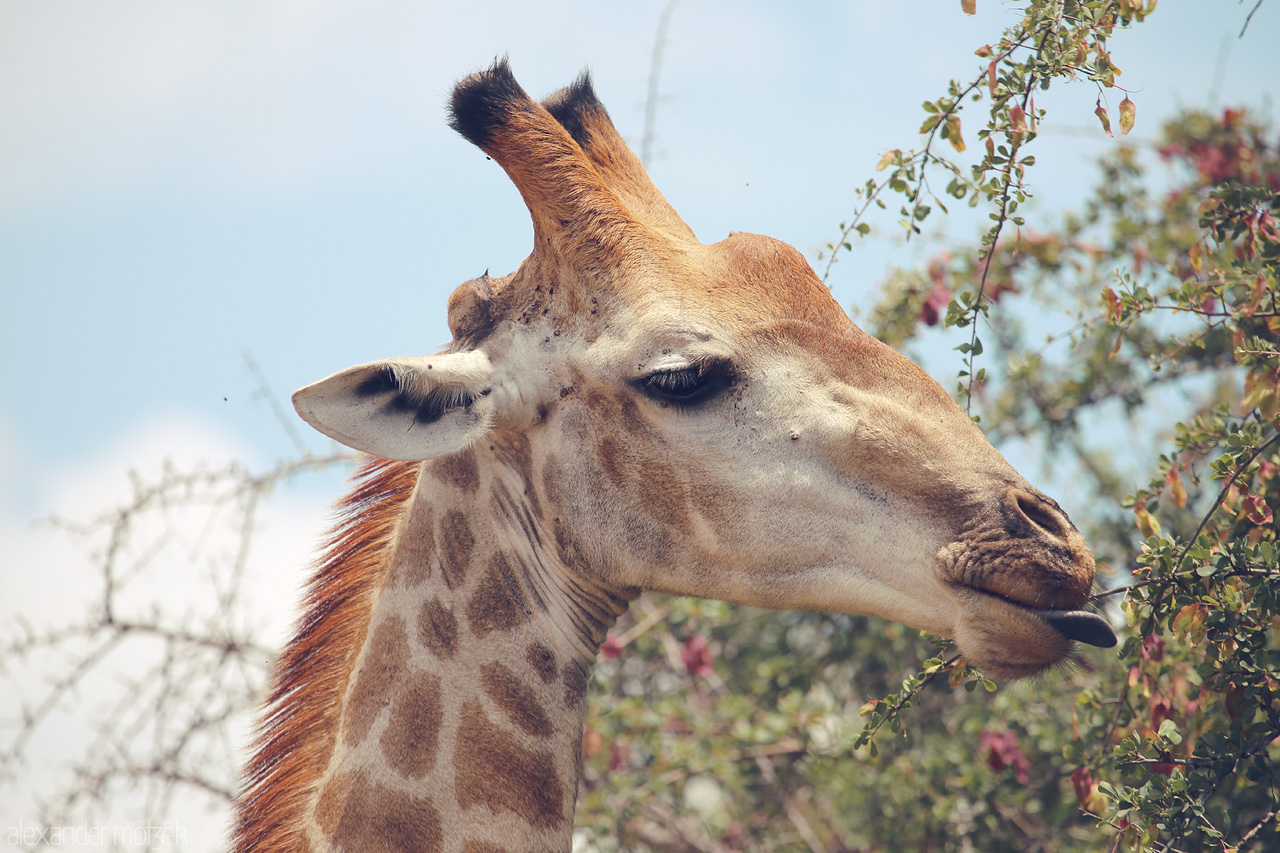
left=642, top=363, right=731, bottom=406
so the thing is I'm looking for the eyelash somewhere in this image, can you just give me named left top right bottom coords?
left=642, top=362, right=733, bottom=406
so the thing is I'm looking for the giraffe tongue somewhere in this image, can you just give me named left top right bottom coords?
left=1033, top=609, right=1117, bottom=648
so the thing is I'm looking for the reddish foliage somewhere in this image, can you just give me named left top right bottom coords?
left=1150, top=695, right=1174, bottom=731
left=1158, top=107, right=1280, bottom=190
left=663, top=714, right=692, bottom=734
left=1225, top=683, right=1249, bottom=721
left=720, top=822, right=746, bottom=849
left=1243, top=493, right=1273, bottom=526
left=978, top=729, right=1031, bottom=784
left=681, top=634, right=715, bottom=677
left=920, top=284, right=952, bottom=327
left=1071, top=765, right=1095, bottom=808
left=609, top=743, right=630, bottom=773
left=582, top=727, right=604, bottom=758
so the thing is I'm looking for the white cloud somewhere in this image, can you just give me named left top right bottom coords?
left=1, top=412, right=346, bottom=851
left=0, top=1, right=409, bottom=212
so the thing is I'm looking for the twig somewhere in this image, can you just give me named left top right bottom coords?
left=820, top=174, right=897, bottom=283
left=855, top=653, right=963, bottom=747
left=1171, top=430, right=1280, bottom=575
left=244, top=349, right=311, bottom=456
left=1239, top=809, right=1277, bottom=849
left=2, top=449, right=356, bottom=835
left=903, top=31, right=1037, bottom=238
left=640, top=0, right=681, bottom=166
left=960, top=24, right=1052, bottom=416
left=1240, top=0, right=1267, bottom=37
left=614, top=604, right=669, bottom=648
left=820, top=28, right=1037, bottom=281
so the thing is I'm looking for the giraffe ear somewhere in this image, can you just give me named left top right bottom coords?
left=292, top=352, right=494, bottom=461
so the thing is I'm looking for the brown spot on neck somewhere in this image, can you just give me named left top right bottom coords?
left=379, top=670, right=444, bottom=779
left=433, top=449, right=480, bottom=494
left=480, top=662, right=554, bottom=737
left=323, top=771, right=443, bottom=853
left=465, top=552, right=533, bottom=637
left=418, top=597, right=459, bottom=658
left=437, top=509, right=475, bottom=590
left=454, top=700, right=565, bottom=829
left=393, top=503, right=436, bottom=588
left=315, top=770, right=356, bottom=840
left=563, top=661, right=589, bottom=710
left=343, top=615, right=410, bottom=747
left=526, top=642, right=558, bottom=683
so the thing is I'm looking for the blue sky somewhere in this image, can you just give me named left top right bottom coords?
left=3, top=0, right=1275, bottom=521
left=0, top=2, right=1276, bottom=844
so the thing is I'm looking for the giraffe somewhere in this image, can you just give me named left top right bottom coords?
left=234, top=59, right=1116, bottom=853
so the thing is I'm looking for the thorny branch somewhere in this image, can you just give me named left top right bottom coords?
left=1, top=450, right=353, bottom=845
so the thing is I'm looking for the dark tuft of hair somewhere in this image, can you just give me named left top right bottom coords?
left=448, top=56, right=531, bottom=149
left=542, top=70, right=604, bottom=150
left=410, top=386, right=477, bottom=424
left=355, top=366, right=398, bottom=398
left=356, top=366, right=477, bottom=425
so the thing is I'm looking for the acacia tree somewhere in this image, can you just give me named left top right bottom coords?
left=828, top=103, right=1278, bottom=853
left=842, top=3, right=1279, bottom=847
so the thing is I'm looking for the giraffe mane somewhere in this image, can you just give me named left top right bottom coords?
left=234, top=456, right=421, bottom=852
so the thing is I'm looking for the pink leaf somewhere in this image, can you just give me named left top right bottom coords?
left=1009, top=104, right=1027, bottom=133
left=681, top=634, right=715, bottom=677
left=920, top=285, right=951, bottom=327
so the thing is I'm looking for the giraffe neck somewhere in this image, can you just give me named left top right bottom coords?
left=305, top=440, right=634, bottom=853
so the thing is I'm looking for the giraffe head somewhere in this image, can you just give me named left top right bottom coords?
left=294, top=60, right=1114, bottom=678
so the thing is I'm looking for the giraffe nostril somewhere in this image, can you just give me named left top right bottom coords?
left=1009, top=489, right=1071, bottom=544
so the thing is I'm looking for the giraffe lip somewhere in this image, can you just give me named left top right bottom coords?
left=1031, top=608, right=1118, bottom=648
left=952, top=583, right=1118, bottom=649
